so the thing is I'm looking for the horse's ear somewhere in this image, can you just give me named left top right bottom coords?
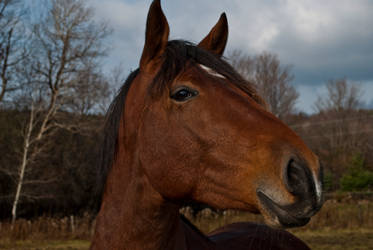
left=140, top=0, right=169, bottom=73
left=198, top=13, right=228, bottom=56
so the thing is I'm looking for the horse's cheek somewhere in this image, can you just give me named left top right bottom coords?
left=137, top=118, right=198, bottom=198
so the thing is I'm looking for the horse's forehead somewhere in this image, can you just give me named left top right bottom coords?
left=174, top=64, right=263, bottom=105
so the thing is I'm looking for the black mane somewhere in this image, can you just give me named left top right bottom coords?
left=96, top=40, right=262, bottom=201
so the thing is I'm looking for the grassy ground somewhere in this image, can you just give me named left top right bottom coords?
left=1, top=230, right=372, bottom=250
left=0, top=240, right=88, bottom=250
left=294, top=229, right=373, bottom=250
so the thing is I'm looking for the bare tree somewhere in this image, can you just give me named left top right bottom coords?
left=229, top=50, right=255, bottom=81
left=0, top=0, right=27, bottom=103
left=229, top=50, right=298, bottom=121
left=306, top=79, right=368, bottom=186
left=11, top=0, right=110, bottom=224
left=63, top=66, right=111, bottom=116
left=314, top=78, right=362, bottom=113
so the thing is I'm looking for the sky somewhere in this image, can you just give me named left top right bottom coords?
left=89, top=0, right=373, bottom=113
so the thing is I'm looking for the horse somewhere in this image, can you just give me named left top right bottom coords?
left=90, top=1, right=323, bottom=249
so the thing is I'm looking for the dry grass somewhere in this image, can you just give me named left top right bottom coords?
left=294, top=229, right=373, bottom=250
left=0, top=214, right=94, bottom=241
left=0, top=239, right=89, bottom=250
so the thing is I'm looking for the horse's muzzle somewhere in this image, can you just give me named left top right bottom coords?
left=258, top=159, right=324, bottom=228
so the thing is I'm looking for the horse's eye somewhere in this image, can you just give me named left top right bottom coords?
left=170, top=87, right=198, bottom=102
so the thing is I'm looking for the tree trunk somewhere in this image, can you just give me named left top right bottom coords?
left=11, top=144, right=28, bottom=226
left=11, top=104, right=34, bottom=226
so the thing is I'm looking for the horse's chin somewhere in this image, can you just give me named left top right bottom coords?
left=257, top=190, right=311, bottom=229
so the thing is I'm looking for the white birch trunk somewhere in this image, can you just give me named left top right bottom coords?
left=11, top=104, right=34, bottom=226
left=11, top=90, right=58, bottom=226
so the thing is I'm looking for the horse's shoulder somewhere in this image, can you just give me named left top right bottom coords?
left=207, top=222, right=310, bottom=250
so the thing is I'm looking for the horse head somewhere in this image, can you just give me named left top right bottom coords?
left=119, top=0, right=323, bottom=229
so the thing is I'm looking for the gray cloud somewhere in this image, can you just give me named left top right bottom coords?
left=90, top=0, right=373, bottom=113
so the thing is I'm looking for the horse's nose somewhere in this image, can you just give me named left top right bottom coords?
left=283, top=159, right=323, bottom=216
left=257, top=156, right=324, bottom=228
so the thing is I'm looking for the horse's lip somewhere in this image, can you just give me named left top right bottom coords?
left=257, top=190, right=310, bottom=228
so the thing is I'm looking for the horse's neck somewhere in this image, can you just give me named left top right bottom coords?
left=91, top=154, right=186, bottom=250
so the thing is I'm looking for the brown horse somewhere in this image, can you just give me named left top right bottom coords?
left=90, top=1, right=323, bottom=249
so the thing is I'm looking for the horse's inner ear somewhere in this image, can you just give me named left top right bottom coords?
left=140, top=0, right=170, bottom=73
left=198, top=13, right=228, bottom=56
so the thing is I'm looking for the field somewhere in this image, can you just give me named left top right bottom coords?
left=0, top=195, right=372, bottom=250
left=1, top=230, right=372, bottom=250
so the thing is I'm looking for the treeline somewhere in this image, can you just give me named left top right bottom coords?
left=0, top=0, right=372, bottom=222
left=290, top=108, right=373, bottom=191
left=0, top=110, right=103, bottom=219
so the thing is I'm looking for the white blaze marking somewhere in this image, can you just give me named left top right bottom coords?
left=199, top=64, right=226, bottom=79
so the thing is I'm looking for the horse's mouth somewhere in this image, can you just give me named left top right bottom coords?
left=257, top=191, right=310, bottom=228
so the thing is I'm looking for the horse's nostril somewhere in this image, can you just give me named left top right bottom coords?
left=284, top=159, right=312, bottom=196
